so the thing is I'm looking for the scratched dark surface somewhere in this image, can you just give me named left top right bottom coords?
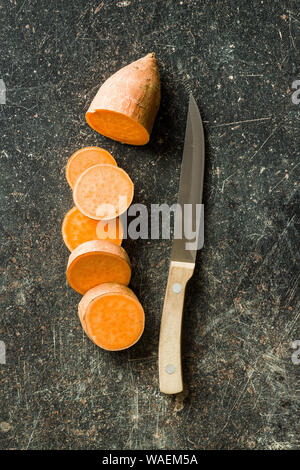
left=0, top=0, right=299, bottom=450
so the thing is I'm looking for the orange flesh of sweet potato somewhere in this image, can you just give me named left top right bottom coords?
left=66, top=240, right=131, bottom=294
left=78, top=283, right=145, bottom=351
left=66, top=146, right=117, bottom=189
left=86, top=53, right=160, bottom=145
left=62, top=207, right=98, bottom=251
left=73, top=164, right=134, bottom=221
left=87, top=110, right=149, bottom=146
left=96, top=217, right=123, bottom=246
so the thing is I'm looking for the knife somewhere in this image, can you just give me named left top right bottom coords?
left=158, top=94, right=205, bottom=394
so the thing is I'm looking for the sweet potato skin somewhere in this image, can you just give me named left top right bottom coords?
left=86, top=53, right=161, bottom=145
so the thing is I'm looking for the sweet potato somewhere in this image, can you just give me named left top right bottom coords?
left=96, top=217, right=123, bottom=246
left=78, top=283, right=145, bottom=351
left=66, top=146, right=117, bottom=189
left=62, top=206, right=98, bottom=251
left=73, top=164, right=134, bottom=220
left=86, top=53, right=160, bottom=145
left=66, top=240, right=131, bottom=294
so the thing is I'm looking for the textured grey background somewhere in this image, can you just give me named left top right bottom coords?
left=0, top=0, right=299, bottom=450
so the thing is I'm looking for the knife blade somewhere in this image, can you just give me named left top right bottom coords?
left=158, top=94, right=205, bottom=394
left=171, top=94, right=205, bottom=264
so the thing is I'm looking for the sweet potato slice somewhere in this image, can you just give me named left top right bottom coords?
left=78, top=283, right=145, bottom=351
left=96, top=217, right=123, bottom=246
left=62, top=207, right=99, bottom=251
left=73, top=164, right=134, bottom=220
left=86, top=53, right=160, bottom=145
left=66, top=240, right=131, bottom=294
left=66, top=146, right=117, bottom=189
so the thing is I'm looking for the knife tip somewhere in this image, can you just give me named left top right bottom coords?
left=188, top=94, right=202, bottom=124
left=189, top=93, right=197, bottom=108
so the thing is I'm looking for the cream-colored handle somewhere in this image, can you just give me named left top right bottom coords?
left=158, top=260, right=194, bottom=394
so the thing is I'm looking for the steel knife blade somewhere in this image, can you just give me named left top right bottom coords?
left=171, top=94, right=205, bottom=265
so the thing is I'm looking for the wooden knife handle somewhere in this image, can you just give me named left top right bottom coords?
left=158, top=260, right=194, bottom=394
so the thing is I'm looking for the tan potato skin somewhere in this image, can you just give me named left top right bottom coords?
left=78, top=283, right=145, bottom=351
left=86, top=53, right=161, bottom=144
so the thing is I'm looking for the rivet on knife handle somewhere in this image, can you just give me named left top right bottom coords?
left=158, top=261, right=194, bottom=394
